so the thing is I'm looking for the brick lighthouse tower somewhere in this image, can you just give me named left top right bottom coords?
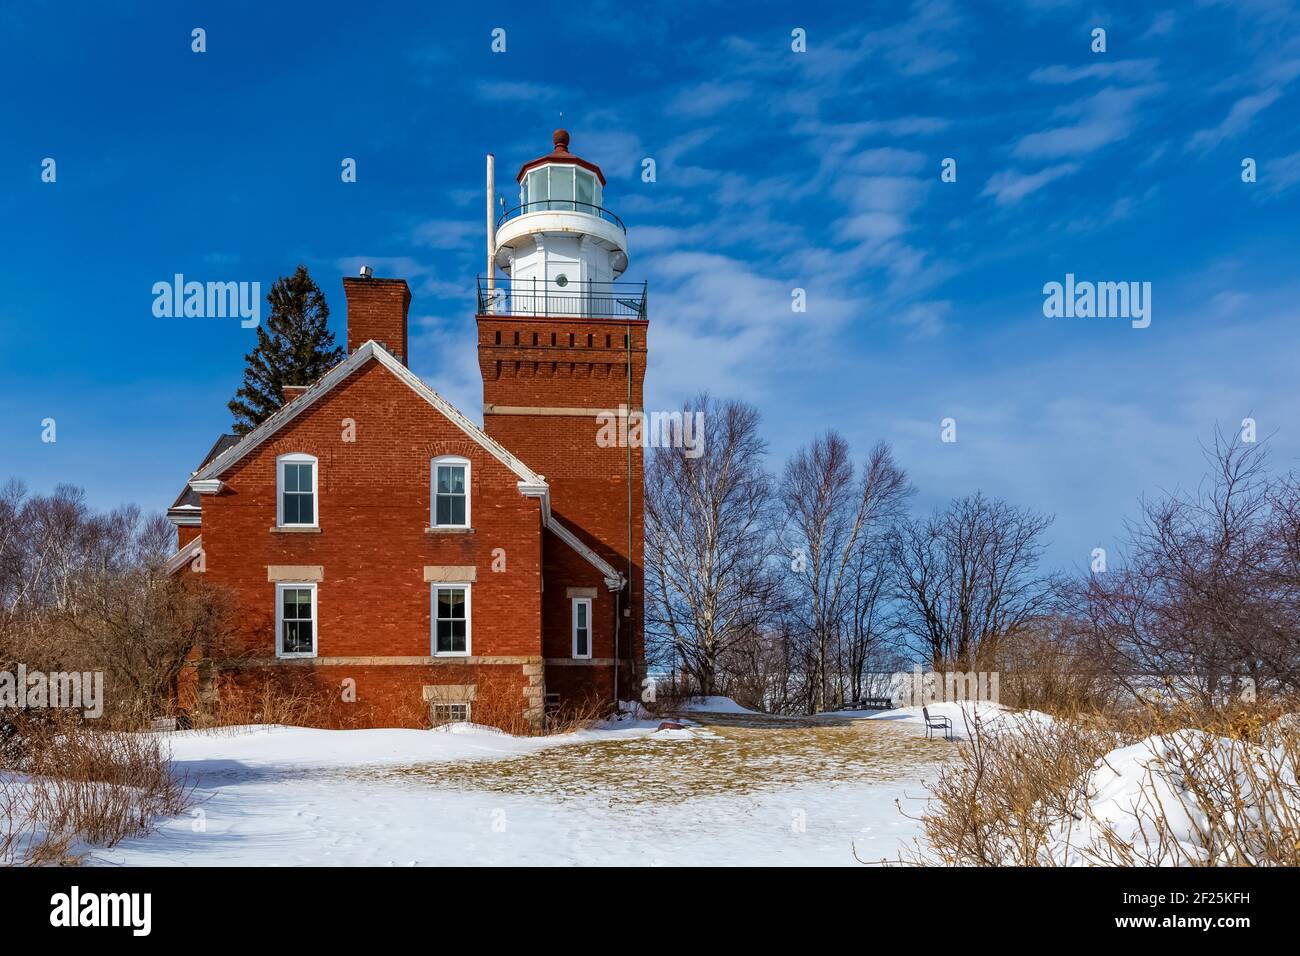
left=476, top=130, right=647, bottom=702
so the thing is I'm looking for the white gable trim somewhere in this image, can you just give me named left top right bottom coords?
left=546, top=516, right=625, bottom=591
left=165, top=535, right=203, bottom=576
left=192, top=341, right=545, bottom=488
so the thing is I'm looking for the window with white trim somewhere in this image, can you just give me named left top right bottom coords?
left=431, top=456, right=470, bottom=528
left=432, top=584, right=471, bottom=655
left=277, top=453, right=318, bottom=527
left=572, top=597, right=592, bottom=659
left=431, top=702, right=470, bottom=724
left=276, top=583, right=317, bottom=658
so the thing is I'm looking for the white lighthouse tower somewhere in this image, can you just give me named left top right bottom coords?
left=487, top=129, right=631, bottom=315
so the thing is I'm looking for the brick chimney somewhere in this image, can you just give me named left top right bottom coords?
left=343, top=273, right=411, bottom=365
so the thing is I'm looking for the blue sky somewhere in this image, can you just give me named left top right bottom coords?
left=1, top=0, right=1298, bottom=572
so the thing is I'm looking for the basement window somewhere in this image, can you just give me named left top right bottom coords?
left=276, top=583, right=317, bottom=658
left=432, top=584, right=471, bottom=656
left=276, top=453, right=318, bottom=527
left=431, top=456, right=470, bottom=528
left=572, top=597, right=592, bottom=659
left=431, top=702, right=470, bottom=724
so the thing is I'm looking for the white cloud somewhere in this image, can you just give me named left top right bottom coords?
left=981, top=163, right=1080, bottom=205
left=1028, top=60, right=1158, bottom=84
left=1013, top=85, right=1161, bottom=160
left=1188, top=87, right=1283, bottom=152
left=666, top=81, right=752, bottom=118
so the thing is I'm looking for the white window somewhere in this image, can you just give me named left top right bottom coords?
left=550, top=165, right=574, bottom=205
left=526, top=167, right=547, bottom=206
left=432, top=584, right=471, bottom=656
left=277, top=453, right=318, bottom=527
left=525, top=166, right=598, bottom=212
left=432, top=702, right=470, bottom=724
left=572, top=597, right=592, bottom=659
left=275, top=582, right=317, bottom=658
left=575, top=169, right=595, bottom=208
left=431, top=456, right=470, bottom=528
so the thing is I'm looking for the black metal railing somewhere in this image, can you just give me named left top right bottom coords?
left=477, top=276, right=647, bottom=319
left=496, top=201, right=627, bottom=233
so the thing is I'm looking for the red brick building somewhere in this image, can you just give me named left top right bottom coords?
left=166, top=132, right=647, bottom=730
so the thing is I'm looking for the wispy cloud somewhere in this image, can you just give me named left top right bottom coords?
left=1013, top=85, right=1161, bottom=160
left=475, top=80, right=564, bottom=103
left=1028, top=59, right=1158, bottom=84
left=1188, top=87, right=1284, bottom=152
left=666, top=81, right=752, bottom=118
left=981, top=163, right=1080, bottom=204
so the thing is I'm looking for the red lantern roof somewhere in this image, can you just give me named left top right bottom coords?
left=516, top=129, right=607, bottom=186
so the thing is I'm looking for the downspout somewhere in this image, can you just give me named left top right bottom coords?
left=623, top=310, right=635, bottom=705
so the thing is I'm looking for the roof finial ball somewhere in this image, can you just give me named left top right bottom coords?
left=553, top=128, right=570, bottom=153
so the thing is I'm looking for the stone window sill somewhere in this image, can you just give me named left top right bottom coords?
left=425, top=527, right=474, bottom=535
left=270, top=526, right=322, bottom=534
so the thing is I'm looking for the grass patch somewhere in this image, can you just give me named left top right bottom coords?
left=388, top=718, right=949, bottom=805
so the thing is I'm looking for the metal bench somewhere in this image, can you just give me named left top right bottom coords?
left=922, top=706, right=953, bottom=741
left=841, top=697, right=894, bottom=711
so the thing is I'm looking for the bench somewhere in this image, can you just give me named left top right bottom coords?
left=922, top=706, right=953, bottom=741
left=841, top=697, right=894, bottom=711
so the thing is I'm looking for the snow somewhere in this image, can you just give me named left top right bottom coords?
left=672, top=695, right=761, bottom=715
left=863, top=701, right=1055, bottom=740
left=1044, top=729, right=1300, bottom=866
left=77, top=718, right=936, bottom=866
left=151, top=721, right=658, bottom=772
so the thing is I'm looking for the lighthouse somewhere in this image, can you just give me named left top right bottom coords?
left=477, top=130, right=647, bottom=701
left=486, top=129, right=633, bottom=316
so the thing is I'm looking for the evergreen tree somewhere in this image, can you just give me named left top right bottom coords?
left=228, top=265, right=345, bottom=435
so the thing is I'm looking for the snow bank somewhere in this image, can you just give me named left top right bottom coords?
left=864, top=701, right=1054, bottom=740
left=1045, top=729, right=1300, bottom=866
left=673, top=696, right=760, bottom=715
left=156, top=720, right=663, bottom=773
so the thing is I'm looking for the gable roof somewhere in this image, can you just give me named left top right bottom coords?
left=191, top=341, right=544, bottom=486
left=168, top=433, right=241, bottom=524
left=174, top=340, right=624, bottom=591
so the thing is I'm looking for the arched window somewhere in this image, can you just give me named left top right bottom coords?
left=276, top=453, right=318, bottom=528
left=431, top=456, right=471, bottom=528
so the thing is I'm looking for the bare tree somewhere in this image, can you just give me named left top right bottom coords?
left=0, top=481, right=236, bottom=725
left=891, top=492, right=1055, bottom=671
left=1075, top=431, right=1300, bottom=701
left=843, top=527, right=895, bottom=703
left=645, top=395, right=778, bottom=698
left=780, top=435, right=910, bottom=712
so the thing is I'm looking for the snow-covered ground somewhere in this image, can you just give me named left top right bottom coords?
left=673, top=695, right=762, bottom=715
left=861, top=701, right=1055, bottom=740
left=86, top=713, right=945, bottom=866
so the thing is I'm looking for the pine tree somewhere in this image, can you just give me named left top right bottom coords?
left=228, top=265, right=345, bottom=435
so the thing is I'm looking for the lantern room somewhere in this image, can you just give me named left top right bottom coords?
left=492, top=130, right=631, bottom=297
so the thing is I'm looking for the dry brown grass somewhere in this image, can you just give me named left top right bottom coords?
left=1, top=711, right=190, bottom=865
left=393, top=717, right=949, bottom=804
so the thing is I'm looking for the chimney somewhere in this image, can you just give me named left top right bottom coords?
left=282, top=384, right=310, bottom=405
left=342, top=268, right=411, bottom=365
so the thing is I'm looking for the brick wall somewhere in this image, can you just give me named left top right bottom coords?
left=476, top=313, right=647, bottom=699
left=195, top=358, right=546, bottom=727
